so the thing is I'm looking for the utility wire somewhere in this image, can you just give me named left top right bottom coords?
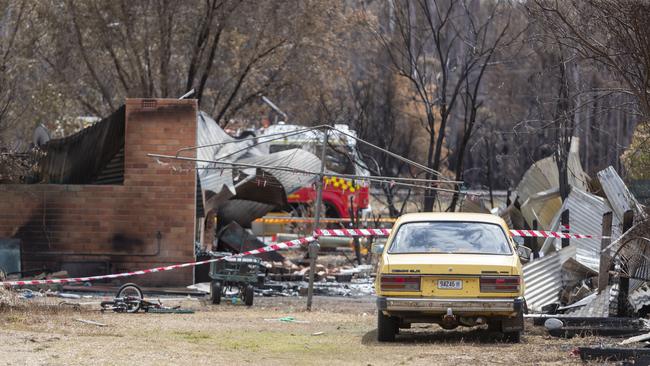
left=175, top=123, right=328, bottom=157
left=150, top=153, right=459, bottom=193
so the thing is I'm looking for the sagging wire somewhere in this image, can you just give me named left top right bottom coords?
left=212, top=126, right=324, bottom=162
left=323, top=125, right=453, bottom=181
left=175, top=122, right=329, bottom=158
left=151, top=153, right=460, bottom=193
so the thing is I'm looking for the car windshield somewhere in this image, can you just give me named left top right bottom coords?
left=388, top=221, right=512, bottom=255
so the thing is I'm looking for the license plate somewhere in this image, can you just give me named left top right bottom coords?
left=437, top=280, right=462, bottom=290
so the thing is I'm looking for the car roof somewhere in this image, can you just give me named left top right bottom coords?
left=395, top=212, right=507, bottom=226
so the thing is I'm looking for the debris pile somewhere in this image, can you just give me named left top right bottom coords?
left=477, top=140, right=648, bottom=317
left=263, top=259, right=373, bottom=283
left=493, top=140, right=650, bottom=362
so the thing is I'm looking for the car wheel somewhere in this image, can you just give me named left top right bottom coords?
left=377, top=311, right=398, bottom=342
left=244, top=285, right=254, bottom=307
left=211, top=282, right=222, bottom=305
left=487, top=319, right=501, bottom=332
left=503, top=330, right=522, bottom=343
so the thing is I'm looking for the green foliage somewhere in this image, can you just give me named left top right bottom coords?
left=623, top=122, right=650, bottom=180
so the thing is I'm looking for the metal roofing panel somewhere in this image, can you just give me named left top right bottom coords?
left=515, top=138, right=589, bottom=229
left=597, top=166, right=646, bottom=221
left=239, top=148, right=320, bottom=194
left=217, top=200, right=277, bottom=229
left=41, top=105, right=126, bottom=184
left=540, top=189, right=621, bottom=271
left=523, top=245, right=577, bottom=312
left=195, top=112, right=321, bottom=223
left=564, top=286, right=612, bottom=317
left=628, top=284, right=650, bottom=312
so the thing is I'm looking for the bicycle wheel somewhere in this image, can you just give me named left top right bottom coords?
left=116, top=283, right=143, bottom=313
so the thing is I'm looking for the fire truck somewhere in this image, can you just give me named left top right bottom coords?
left=257, top=123, right=370, bottom=219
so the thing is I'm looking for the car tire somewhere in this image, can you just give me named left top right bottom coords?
left=503, top=311, right=524, bottom=343
left=487, top=319, right=501, bottom=332
left=377, top=311, right=398, bottom=342
left=244, top=285, right=254, bottom=307
left=503, top=330, right=522, bottom=343
left=211, top=282, right=222, bottom=305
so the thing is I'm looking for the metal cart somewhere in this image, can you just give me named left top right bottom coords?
left=208, top=252, right=263, bottom=306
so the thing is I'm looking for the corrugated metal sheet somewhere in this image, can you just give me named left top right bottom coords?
left=217, top=200, right=277, bottom=233
left=618, top=237, right=650, bottom=294
left=564, top=286, right=613, bottom=317
left=93, top=147, right=124, bottom=184
left=628, top=283, right=650, bottom=312
left=516, top=156, right=561, bottom=229
left=196, top=112, right=260, bottom=195
left=40, top=106, right=126, bottom=184
left=519, top=188, right=562, bottom=248
left=239, top=149, right=321, bottom=194
left=516, top=138, right=589, bottom=229
left=523, top=245, right=577, bottom=312
left=540, top=188, right=621, bottom=271
left=196, top=112, right=321, bottom=227
left=597, top=166, right=646, bottom=221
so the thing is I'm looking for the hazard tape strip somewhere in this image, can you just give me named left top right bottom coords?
left=314, top=228, right=391, bottom=237
left=314, top=228, right=594, bottom=239
left=254, top=217, right=397, bottom=224
left=510, top=230, right=592, bottom=239
left=1, top=236, right=316, bottom=288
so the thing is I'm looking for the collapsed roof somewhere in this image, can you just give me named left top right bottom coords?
left=196, top=112, right=322, bottom=227
left=40, top=106, right=126, bottom=184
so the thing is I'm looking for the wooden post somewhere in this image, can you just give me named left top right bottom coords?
left=598, top=212, right=613, bottom=293
left=561, top=209, right=570, bottom=248
left=617, top=209, right=635, bottom=316
left=350, top=195, right=361, bottom=265
left=307, top=129, right=328, bottom=311
left=529, top=219, right=539, bottom=259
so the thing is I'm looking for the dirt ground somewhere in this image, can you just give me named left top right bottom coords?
left=0, top=295, right=607, bottom=365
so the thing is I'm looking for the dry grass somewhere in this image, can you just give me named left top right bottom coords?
left=0, top=296, right=611, bottom=365
left=0, top=286, right=19, bottom=310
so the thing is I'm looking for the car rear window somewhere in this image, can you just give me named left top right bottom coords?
left=388, top=221, right=512, bottom=255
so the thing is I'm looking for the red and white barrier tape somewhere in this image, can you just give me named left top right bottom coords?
left=2, top=226, right=594, bottom=288
left=313, top=228, right=391, bottom=237
left=313, top=228, right=594, bottom=239
left=509, top=230, right=592, bottom=239
left=1, top=236, right=316, bottom=288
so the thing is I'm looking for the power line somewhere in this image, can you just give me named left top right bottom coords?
left=151, top=153, right=460, bottom=193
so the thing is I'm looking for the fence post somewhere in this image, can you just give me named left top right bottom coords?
left=617, top=209, right=635, bottom=316
left=598, top=212, right=613, bottom=293
left=561, top=209, right=570, bottom=248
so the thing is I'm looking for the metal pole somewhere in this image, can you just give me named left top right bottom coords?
left=307, top=129, right=328, bottom=311
left=561, top=209, right=570, bottom=248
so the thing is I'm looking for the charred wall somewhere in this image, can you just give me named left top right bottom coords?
left=0, top=99, right=197, bottom=286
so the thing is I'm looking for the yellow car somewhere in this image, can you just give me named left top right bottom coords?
left=374, top=212, right=530, bottom=342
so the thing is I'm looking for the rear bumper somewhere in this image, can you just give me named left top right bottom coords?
left=377, top=296, right=524, bottom=313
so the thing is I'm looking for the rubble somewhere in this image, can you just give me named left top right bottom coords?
left=217, top=222, right=284, bottom=261
left=507, top=145, right=650, bottom=356
left=520, top=159, right=648, bottom=317
left=577, top=346, right=650, bottom=363
left=541, top=316, right=648, bottom=338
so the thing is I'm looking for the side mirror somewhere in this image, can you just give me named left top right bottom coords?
left=371, top=243, right=385, bottom=254
left=516, top=245, right=532, bottom=263
left=513, top=236, right=525, bottom=246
